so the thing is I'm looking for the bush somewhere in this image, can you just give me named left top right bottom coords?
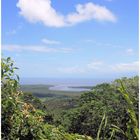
left=59, top=77, right=139, bottom=139
left=1, top=57, right=93, bottom=140
left=2, top=57, right=138, bottom=140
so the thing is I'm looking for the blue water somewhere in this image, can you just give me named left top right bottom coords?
left=49, top=85, right=91, bottom=92
left=20, top=78, right=113, bottom=92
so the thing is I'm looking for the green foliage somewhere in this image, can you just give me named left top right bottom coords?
left=2, top=58, right=45, bottom=139
left=96, top=113, right=107, bottom=140
left=59, top=77, right=139, bottom=140
left=2, top=57, right=138, bottom=140
left=117, top=80, right=138, bottom=140
left=1, top=57, right=93, bottom=140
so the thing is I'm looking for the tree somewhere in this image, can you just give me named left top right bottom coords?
left=1, top=57, right=93, bottom=140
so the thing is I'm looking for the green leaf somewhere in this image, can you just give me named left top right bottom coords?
left=7, top=57, right=11, bottom=62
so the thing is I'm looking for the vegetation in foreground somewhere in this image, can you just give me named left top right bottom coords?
left=1, top=57, right=139, bottom=140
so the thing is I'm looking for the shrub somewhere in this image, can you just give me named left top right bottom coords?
left=1, top=57, right=93, bottom=140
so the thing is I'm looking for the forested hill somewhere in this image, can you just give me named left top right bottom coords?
left=2, top=57, right=139, bottom=140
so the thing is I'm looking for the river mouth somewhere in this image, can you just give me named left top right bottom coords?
left=49, top=85, right=92, bottom=92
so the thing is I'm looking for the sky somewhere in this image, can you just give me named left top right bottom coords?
left=2, top=0, right=139, bottom=79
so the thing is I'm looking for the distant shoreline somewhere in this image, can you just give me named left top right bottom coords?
left=20, top=84, right=93, bottom=92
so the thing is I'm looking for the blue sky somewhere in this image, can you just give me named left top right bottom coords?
left=2, top=0, right=139, bottom=78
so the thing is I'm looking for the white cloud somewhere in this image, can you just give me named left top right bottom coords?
left=42, top=38, right=61, bottom=45
left=58, top=60, right=104, bottom=74
left=57, top=61, right=139, bottom=74
left=17, top=0, right=65, bottom=27
left=83, top=39, right=121, bottom=48
left=111, top=61, right=139, bottom=72
left=125, top=48, right=134, bottom=55
left=17, top=0, right=117, bottom=27
left=67, top=2, right=116, bottom=25
left=2, top=44, right=72, bottom=53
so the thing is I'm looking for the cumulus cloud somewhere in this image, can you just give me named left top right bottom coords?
left=67, top=3, right=116, bottom=25
left=41, top=38, right=61, bottom=45
left=17, top=0, right=65, bottom=27
left=2, top=44, right=72, bottom=53
left=17, top=0, right=117, bottom=27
